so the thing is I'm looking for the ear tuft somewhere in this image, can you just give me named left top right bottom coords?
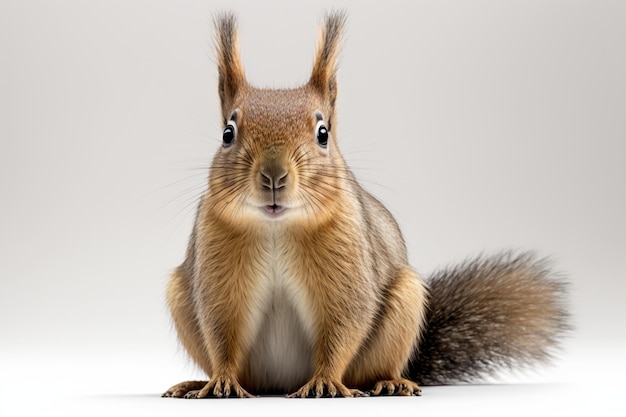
left=214, top=12, right=246, bottom=123
left=309, top=10, right=347, bottom=110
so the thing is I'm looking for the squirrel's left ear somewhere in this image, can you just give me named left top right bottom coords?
left=309, top=11, right=346, bottom=115
left=215, top=12, right=246, bottom=125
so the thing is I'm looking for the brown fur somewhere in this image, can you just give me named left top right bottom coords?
left=162, top=11, right=568, bottom=399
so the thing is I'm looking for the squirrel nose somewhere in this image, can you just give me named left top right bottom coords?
left=260, top=169, right=288, bottom=190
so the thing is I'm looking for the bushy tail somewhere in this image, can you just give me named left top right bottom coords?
left=407, top=251, right=570, bottom=385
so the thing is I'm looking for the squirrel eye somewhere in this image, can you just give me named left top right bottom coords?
left=222, top=123, right=236, bottom=147
left=316, top=122, right=329, bottom=148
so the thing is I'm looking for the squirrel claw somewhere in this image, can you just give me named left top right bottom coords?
left=194, top=376, right=255, bottom=399
left=163, top=378, right=254, bottom=399
left=289, top=377, right=367, bottom=398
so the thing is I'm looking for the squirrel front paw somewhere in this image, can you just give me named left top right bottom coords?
left=184, top=376, right=255, bottom=398
left=162, top=377, right=254, bottom=398
left=288, top=377, right=367, bottom=398
left=370, top=378, right=421, bottom=396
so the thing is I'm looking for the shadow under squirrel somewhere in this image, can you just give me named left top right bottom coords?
left=162, top=11, right=569, bottom=398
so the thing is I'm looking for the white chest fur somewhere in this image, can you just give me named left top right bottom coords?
left=240, top=233, right=315, bottom=393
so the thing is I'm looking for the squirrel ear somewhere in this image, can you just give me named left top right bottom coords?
left=215, top=12, right=246, bottom=123
left=309, top=11, right=346, bottom=111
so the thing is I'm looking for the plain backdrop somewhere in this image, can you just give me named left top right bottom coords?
left=1, top=0, right=624, bottom=416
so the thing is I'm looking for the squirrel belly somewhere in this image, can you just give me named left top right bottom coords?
left=242, top=286, right=314, bottom=394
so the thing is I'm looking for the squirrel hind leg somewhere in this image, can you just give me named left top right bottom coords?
left=370, top=379, right=421, bottom=396
left=162, top=380, right=208, bottom=398
left=165, top=267, right=213, bottom=375
left=344, top=267, right=427, bottom=395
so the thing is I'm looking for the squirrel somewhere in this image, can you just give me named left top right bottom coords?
left=162, top=11, right=569, bottom=399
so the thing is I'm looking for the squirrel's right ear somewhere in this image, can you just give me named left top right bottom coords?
left=215, top=12, right=246, bottom=124
left=308, top=11, right=347, bottom=113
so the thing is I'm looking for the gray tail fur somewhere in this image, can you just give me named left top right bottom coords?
left=407, top=251, right=570, bottom=385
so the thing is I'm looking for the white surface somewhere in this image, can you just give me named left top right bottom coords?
left=1, top=348, right=623, bottom=416
left=1, top=1, right=625, bottom=416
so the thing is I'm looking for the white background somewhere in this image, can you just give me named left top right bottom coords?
left=1, top=0, right=624, bottom=415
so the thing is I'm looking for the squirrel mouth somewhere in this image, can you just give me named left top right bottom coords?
left=264, top=204, right=286, bottom=217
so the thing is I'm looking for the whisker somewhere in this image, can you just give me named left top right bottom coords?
left=166, top=192, right=206, bottom=228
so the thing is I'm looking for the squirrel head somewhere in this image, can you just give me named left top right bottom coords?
left=207, top=12, right=351, bottom=228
